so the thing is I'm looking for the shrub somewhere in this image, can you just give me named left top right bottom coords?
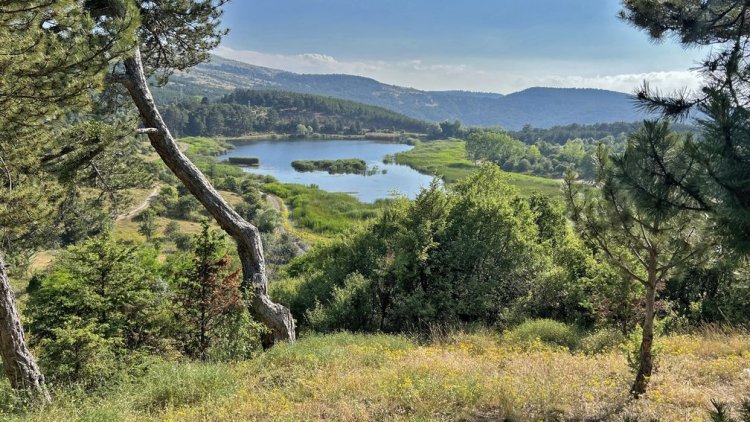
left=503, top=319, right=581, bottom=350
left=580, top=328, right=625, bottom=354
left=26, top=235, right=167, bottom=387
left=306, top=273, right=374, bottom=332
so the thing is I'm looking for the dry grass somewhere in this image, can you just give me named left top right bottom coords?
left=159, top=331, right=750, bottom=421
left=11, top=331, right=745, bottom=421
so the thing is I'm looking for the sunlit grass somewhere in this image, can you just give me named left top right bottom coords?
left=395, top=140, right=562, bottom=197
left=6, top=329, right=750, bottom=421
left=263, top=182, right=386, bottom=236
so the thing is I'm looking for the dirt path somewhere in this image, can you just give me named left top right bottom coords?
left=265, top=193, right=310, bottom=254
left=116, top=185, right=160, bottom=222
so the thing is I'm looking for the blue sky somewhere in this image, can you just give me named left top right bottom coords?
left=214, top=0, right=705, bottom=94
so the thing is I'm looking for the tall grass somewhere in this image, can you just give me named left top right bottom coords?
left=263, top=182, right=385, bottom=234
left=5, top=329, right=750, bottom=421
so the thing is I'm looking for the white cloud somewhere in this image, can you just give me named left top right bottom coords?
left=214, top=46, right=702, bottom=94
left=536, top=70, right=701, bottom=95
left=214, top=46, right=380, bottom=75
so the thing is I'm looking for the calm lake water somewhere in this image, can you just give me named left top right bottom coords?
left=218, top=139, right=436, bottom=203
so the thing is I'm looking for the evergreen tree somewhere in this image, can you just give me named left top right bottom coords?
left=564, top=121, right=707, bottom=397
left=138, top=210, right=158, bottom=242
left=171, top=222, right=244, bottom=360
left=0, top=0, right=132, bottom=401
left=620, top=0, right=750, bottom=253
left=80, top=0, right=295, bottom=344
left=26, top=235, right=164, bottom=387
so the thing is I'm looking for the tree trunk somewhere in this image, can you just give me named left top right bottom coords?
left=631, top=275, right=657, bottom=397
left=0, top=254, right=50, bottom=404
left=121, top=48, right=295, bottom=345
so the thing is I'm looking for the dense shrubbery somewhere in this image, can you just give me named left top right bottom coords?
left=272, top=166, right=621, bottom=333
left=25, top=228, right=264, bottom=388
left=466, top=132, right=600, bottom=179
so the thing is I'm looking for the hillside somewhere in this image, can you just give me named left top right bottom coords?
left=160, top=89, right=431, bottom=137
left=154, top=55, right=647, bottom=129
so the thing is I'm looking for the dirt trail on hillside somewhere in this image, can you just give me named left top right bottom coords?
left=116, top=186, right=160, bottom=221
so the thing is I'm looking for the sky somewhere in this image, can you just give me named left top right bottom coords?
left=215, top=0, right=706, bottom=94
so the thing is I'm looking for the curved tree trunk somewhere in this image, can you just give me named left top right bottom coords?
left=120, top=48, right=295, bottom=345
left=0, top=254, right=50, bottom=404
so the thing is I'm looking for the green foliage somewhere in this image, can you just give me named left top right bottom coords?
left=467, top=131, right=606, bottom=179
left=26, top=235, right=166, bottom=386
left=255, top=208, right=282, bottom=234
left=0, top=0, right=136, bottom=266
left=306, top=273, right=375, bottom=332
left=393, top=140, right=562, bottom=196
left=162, top=89, right=431, bottom=137
left=509, top=121, right=696, bottom=145
left=153, top=185, right=203, bottom=221
left=579, top=328, right=626, bottom=354
left=276, top=166, right=593, bottom=332
left=138, top=210, right=158, bottom=241
left=291, top=159, right=367, bottom=175
left=621, top=1, right=750, bottom=254
left=227, top=156, right=260, bottom=166
left=263, top=182, right=383, bottom=234
left=168, top=222, right=261, bottom=361
left=503, top=319, right=581, bottom=350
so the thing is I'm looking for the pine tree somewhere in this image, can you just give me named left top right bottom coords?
left=620, top=1, right=750, bottom=253
left=172, top=221, right=243, bottom=360
left=79, top=0, right=295, bottom=344
left=565, top=121, right=707, bottom=397
left=0, top=0, right=132, bottom=402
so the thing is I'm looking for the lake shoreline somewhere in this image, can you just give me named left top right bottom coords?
left=218, top=138, right=435, bottom=203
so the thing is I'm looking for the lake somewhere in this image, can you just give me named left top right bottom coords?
left=218, top=138, right=437, bottom=203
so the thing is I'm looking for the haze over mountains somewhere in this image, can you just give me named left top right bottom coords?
left=162, top=55, right=647, bottom=130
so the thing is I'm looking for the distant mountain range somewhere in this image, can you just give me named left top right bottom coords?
left=156, top=55, right=648, bottom=130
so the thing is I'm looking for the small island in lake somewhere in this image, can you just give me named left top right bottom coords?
left=291, top=158, right=368, bottom=175
left=227, top=156, right=260, bottom=166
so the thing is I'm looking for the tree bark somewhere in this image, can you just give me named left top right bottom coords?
left=631, top=263, right=658, bottom=397
left=120, top=48, right=295, bottom=345
left=0, top=254, right=50, bottom=404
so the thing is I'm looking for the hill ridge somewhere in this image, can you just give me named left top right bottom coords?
left=158, top=55, right=647, bottom=129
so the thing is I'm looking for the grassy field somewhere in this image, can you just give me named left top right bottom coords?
left=394, top=140, right=563, bottom=197
left=7, top=329, right=749, bottom=421
left=263, top=182, right=385, bottom=236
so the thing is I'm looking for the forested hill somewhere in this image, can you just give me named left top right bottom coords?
left=160, top=89, right=432, bottom=137
left=508, top=121, right=698, bottom=144
left=155, top=55, right=647, bottom=129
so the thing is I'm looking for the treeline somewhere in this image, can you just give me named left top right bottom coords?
left=160, top=89, right=432, bottom=137
left=275, top=164, right=749, bottom=333
left=465, top=132, right=609, bottom=179
left=508, top=121, right=697, bottom=145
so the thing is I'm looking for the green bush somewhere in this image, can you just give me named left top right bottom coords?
left=579, top=329, right=625, bottom=354
left=306, top=273, right=374, bottom=332
left=503, top=319, right=581, bottom=350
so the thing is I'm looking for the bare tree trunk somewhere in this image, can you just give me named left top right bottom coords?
left=120, top=48, right=295, bottom=345
left=0, top=254, right=50, bottom=404
left=631, top=267, right=657, bottom=397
